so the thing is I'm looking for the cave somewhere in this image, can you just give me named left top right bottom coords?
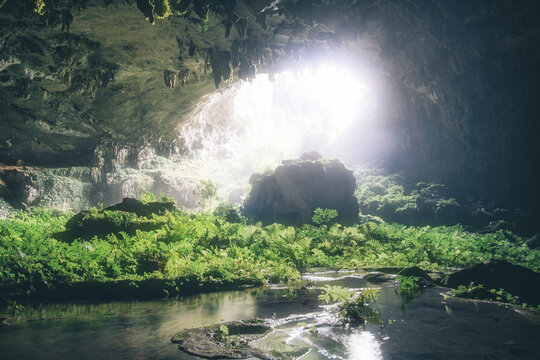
left=1, top=1, right=539, bottom=359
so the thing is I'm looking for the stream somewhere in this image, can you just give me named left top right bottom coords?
left=1, top=271, right=539, bottom=360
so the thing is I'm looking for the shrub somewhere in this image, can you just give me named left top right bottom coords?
left=312, top=208, right=338, bottom=225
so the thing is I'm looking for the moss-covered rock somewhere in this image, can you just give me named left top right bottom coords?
left=443, top=260, right=540, bottom=306
left=61, top=197, right=176, bottom=240
left=171, top=319, right=308, bottom=360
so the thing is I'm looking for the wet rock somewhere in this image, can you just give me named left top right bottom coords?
left=364, top=272, right=395, bottom=284
left=171, top=319, right=306, bottom=359
left=398, top=266, right=433, bottom=282
left=242, top=157, right=359, bottom=226
left=442, top=260, right=540, bottom=306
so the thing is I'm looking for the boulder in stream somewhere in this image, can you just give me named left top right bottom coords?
left=442, top=259, right=540, bottom=306
left=242, top=155, right=359, bottom=225
left=171, top=319, right=308, bottom=359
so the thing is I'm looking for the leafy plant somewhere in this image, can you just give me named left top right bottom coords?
left=396, top=275, right=421, bottom=301
left=140, top=192, right=157, bottom=204
left=193, top=179, right=217, bottom=211
left=312, top=208, right=338, bottom=225
left=218, top=324, right=229, bottom=342
left=0, top=201, right=538, bottom=302
left=338, top=288, right=381, bottom=325
left=32, top=0, right=46, bottom=15
left=450, top=282, right=538, bottom=308
left=318, top=285, right=380, bottom=325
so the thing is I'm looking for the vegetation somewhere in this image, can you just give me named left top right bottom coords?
left=354, top=167, right=465, bottom=226
left=0, top=199, right=538, bottom=300
left=396, top=275, right=422, bottom=301
left=32, top=0, right=46, bottom=15
left=318, top=285, right=381, bottom=325
left=450, top=283, right=539, bottom=309
left=312, top=208, right=338, bottom=226
left=193, top=179, right=218, bottom=211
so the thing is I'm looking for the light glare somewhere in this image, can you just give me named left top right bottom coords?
left=175, top=64, right=377, bottom=205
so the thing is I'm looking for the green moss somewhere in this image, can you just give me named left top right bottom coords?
left=153, top=0, right=172, bottom=19
left=32, top=0, right=46, bottom=15
left=33, top=171, right=92, bottom=213
left=197, top=9, right=219, bottom=32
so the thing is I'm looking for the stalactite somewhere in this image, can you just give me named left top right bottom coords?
left=163, top=70, right=176, bottom=89
left=210, top=50, right=232, bottom=88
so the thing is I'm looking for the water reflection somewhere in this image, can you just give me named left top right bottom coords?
left=347, top=331, right=383, bottom=360
left=1, top=272, right=539, bottom=360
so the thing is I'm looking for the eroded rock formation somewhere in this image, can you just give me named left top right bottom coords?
left=243, top=155, right=359, bottom=225
left=0, top=0, right=539, bottom=213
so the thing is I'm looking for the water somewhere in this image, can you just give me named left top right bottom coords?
left=1, top=272, right=539, bottom=360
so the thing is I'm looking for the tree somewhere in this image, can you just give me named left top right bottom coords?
left=194, top=179, right=217, bottom=211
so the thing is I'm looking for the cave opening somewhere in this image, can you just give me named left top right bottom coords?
left=176, top=63, right=380, bottom=204
left=1, top=1, right=539, bottom=359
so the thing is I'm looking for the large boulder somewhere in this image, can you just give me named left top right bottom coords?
left=242, top=155, right=359, bottom=225
left=442, top=259, right=540, bottom=306
left=60, top=197, right=176, bottom=241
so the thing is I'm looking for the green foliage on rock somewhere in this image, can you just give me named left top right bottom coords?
left=318, top=285, right=381, bottom=325
left=396, top=275, right=421, bottom=301
left=450, top=282, right=539, bottom=309
left=153, top=0, right=172, bottom=19
left=32, top=0, right=46, bottom=15
left=197, top=9, right=219, bottom=32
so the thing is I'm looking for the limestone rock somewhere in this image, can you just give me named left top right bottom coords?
left=242, top=157, right=359, bottom=225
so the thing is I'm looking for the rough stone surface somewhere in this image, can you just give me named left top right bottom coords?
left=0, top=0, right=539, bottom=212
left=364, top=272, right=395, bottom=284
left=242, top=157, right=359, bottom=225
left=171, top=319, right=306, bottom=360
left=443, top=260, right=540, bottom=306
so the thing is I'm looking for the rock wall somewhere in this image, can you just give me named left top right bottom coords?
left=1, top=0, right=539, bottom=211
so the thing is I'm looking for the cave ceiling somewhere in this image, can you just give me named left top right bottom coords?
left=1, top=0, right=539, bottom=206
